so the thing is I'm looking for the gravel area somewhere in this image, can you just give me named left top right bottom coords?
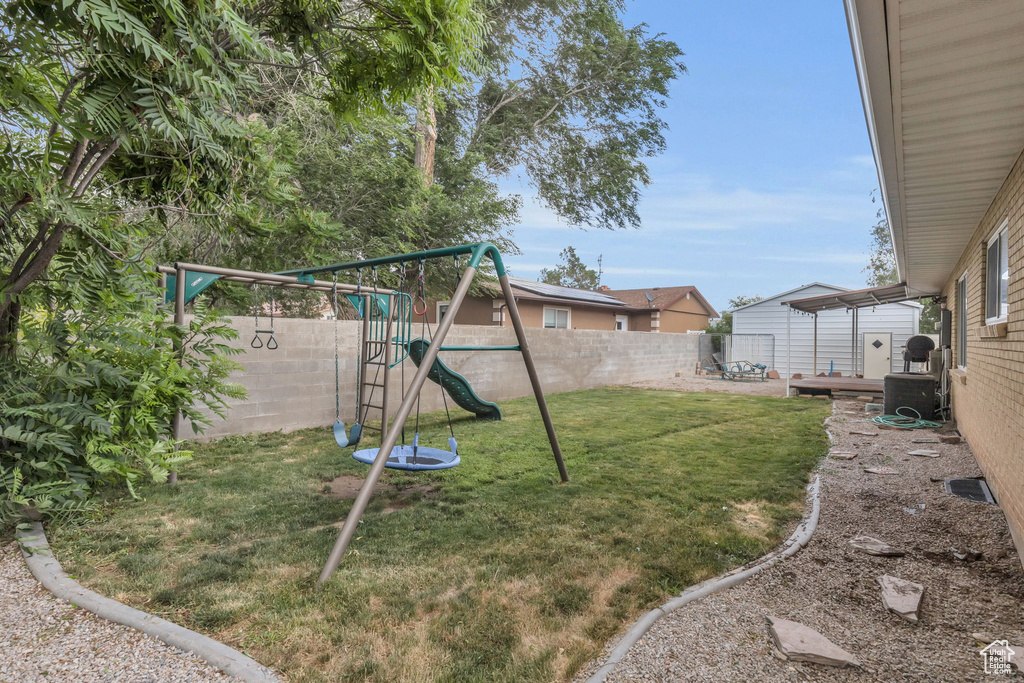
left=0, top=542, right=233, bottom=682
left=580, top=398, right=1024, bottom=681
left=633, top=374, right=789, bottom=397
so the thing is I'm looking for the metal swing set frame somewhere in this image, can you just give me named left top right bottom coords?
left=160, top=242, right=568, bottom=585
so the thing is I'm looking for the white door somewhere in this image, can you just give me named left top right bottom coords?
left=862, top=332, right=892, bottom=379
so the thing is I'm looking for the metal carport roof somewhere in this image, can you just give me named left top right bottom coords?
left=783, top=282, right=916, bottom=314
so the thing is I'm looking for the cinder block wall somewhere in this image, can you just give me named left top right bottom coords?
left=184, top=317, right=698, bottom=440
left=943, top=147, right=1024, bottom=558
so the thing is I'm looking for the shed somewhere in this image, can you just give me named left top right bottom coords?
left=732, top=283, right=921, bottom=377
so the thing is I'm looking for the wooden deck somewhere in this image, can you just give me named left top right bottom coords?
left=789, top=376, right=884, bottom=396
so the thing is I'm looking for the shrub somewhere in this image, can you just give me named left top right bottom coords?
left=0, top=289, right=244, bottom=526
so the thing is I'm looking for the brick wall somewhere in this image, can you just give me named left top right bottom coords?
left=943, top=148, right=1024, bottom=555
left=183, top=318, right=698, bottom=440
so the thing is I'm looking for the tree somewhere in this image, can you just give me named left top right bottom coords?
left=865, top=205, right=898, bottom=287
left=437, top=0, right=686, bottom=230
left=703, top=295, right=762, bottom=334
left=539, top=247, right=600, bottom=290
left=0, top=0, right=487, bottom=522
left=0, top=0, right=487, bottom=354
left=863, top=198, right=940, bottom=332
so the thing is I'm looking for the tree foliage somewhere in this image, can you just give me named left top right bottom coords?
left=0, top=0, right=487, bottom=523
left=539, top=247, right=600, bottom=290
left=863, top=197, right=939, bottom=332
left=441, top=0, right=686, bottom=230
left=704, top=295, right=762, bottom=334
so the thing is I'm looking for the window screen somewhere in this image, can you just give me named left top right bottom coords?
left=986, top=229, right=1009, bottom=322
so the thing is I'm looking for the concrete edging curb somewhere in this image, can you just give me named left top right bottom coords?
left=17, top=521, right=280, bottom=682
left=585, top=474, right=823, bottom=683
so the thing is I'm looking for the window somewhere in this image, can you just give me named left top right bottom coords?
left=543, top=307, right=570, bottom=329
left=986, top=224, right=1009, bottom=323
left=957, top=272, right=968, bottom=368
left=615, top=315, right=628, bottom=331
left=436, top=301, right=450, bottom=321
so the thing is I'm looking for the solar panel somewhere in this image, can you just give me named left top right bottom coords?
left=507, top=277, right=627, bottom=305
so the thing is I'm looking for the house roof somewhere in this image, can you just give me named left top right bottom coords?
left=604, top=286, right=719, bottom=318
left=733, top=282, right=922, bottom=313
left=844, top=0, right=1024, bottom=295
left=506, top=276, right=627, bottom=308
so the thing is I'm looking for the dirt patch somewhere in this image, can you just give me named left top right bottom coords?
left=324, top=475, right=437, bottom=514
left=325, top=474, right=368, bottom=499
left=732, top=501, right=773, bottom=540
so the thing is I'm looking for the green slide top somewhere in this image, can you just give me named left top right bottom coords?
left=407, top=339, right=502, bottom=421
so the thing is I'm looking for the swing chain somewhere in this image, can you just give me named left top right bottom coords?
left=412, top=259, right=427, bottom=316
left=251, top=285, right=263, bottom=348
left=332, top=271, right=340, bottom=421
left=266, top=288, right=278, bottom=349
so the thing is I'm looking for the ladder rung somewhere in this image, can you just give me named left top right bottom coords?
left=364, top=403, right=384, bottom=410
left=360, top=425, right=381, bottom=432
left=362, top=382, right=385, bottom=388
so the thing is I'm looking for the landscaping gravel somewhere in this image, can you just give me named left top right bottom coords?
left=0, top=542, right=233, bottom=682
left=579, top=397, right=1024, bottom=681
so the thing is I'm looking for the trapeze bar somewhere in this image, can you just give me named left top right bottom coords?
left=277, top=242, right=507, bottom=278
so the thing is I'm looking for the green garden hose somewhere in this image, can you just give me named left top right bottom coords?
left=871, top=406, right=942, bottom=429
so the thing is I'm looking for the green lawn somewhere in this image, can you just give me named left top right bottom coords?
left=49, top=387, right=829, bottom=682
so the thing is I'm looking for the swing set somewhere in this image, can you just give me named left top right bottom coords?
left=161, top=242, right=568, bottom=584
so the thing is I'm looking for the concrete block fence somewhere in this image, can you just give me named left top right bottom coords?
left=183, top=316, right=699, bottom=440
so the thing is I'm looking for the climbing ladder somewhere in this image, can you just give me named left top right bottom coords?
left=351, top=291, right=412, bottom=438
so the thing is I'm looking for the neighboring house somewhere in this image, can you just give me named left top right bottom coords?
left=602, top=286, right=719, bottom=333
left=732, top=283, right=921, bottom=377
left=428, top=278, right=716, bottom=332
left=845, top=0, right=1024, bottom=558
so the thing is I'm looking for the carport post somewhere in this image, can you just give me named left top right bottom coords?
left=785, top=303, right=792, bottom=396
left=813, top=313, right=818, bottom=377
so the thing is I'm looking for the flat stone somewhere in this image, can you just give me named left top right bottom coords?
left=767, top=616, right=860, bottom=667
left=878, top=575, right=924, bottom=623
left=911, top=437, right=939, bottom=444
left=855, top=395, right=875, bottom=402
left=849, top=535, right=904, bottom=557
left=828, top=451, right=858, bottom=460
left=850, top=430, right=879, bottom=436
left=865, top=403, right=883, bottom=412
left=909, top=449, right=940, bottom=458
left=864, top=467, right=900, bottom=475
left=939, top=434, right=962, bottom=444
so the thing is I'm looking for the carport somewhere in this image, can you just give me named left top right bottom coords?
left=781, top=282, right=927, bottom=396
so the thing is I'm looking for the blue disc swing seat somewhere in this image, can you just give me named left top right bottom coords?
left=352, top=434, right=459, bottom=471
left=351, top=259, right=460, bottom=472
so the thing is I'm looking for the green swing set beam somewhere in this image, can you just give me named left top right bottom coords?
left=277, top=242, right=508, bottom=279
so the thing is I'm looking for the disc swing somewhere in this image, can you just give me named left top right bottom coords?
left=331, top=271, right=363, bottom=447
left=352, top=259, right=460, bottom=471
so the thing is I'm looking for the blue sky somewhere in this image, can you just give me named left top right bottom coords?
left=500, top=1, right=881, bottom=313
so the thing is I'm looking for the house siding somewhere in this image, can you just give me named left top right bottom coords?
left=942, top=147, right=1024, bottom=557
left=732, top=285, right=921, bottom=376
